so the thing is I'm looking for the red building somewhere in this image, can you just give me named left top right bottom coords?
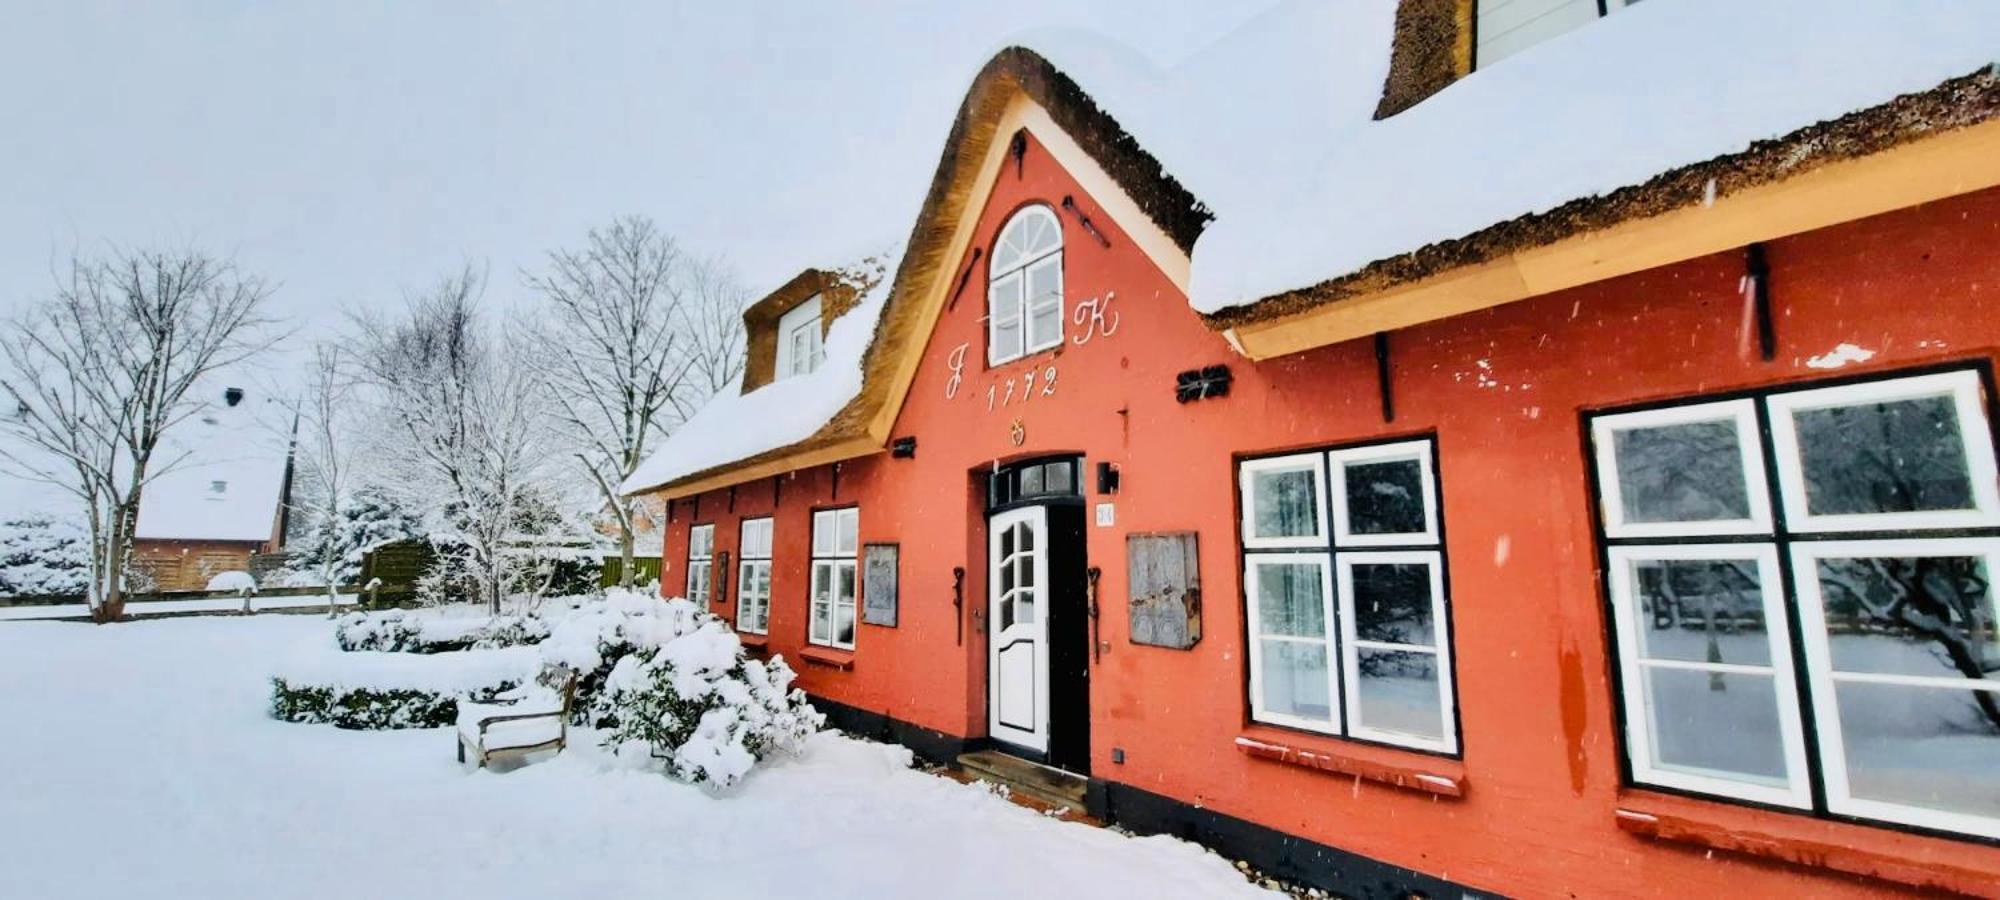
left=625, top=4, right=2000, bottom=895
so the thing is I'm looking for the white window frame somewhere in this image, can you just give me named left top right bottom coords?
left=1592, top=367, right=2000, bottom=841
left=1591, top=399, right=1774, bottom=539
left=1475, top=0, right=1638, bottom=71
left=1336, top=550, right=1459, bottom=754
left=987, top=205, right=1063, bottom=366
left=1329, top=439, right=1441, bottom=547
left=808, top=508, right=859, bottom=650
left=1239, top=453, right=1329, bottom=550
left=1766, top=370, right=2000, bottom=534
left=1244, top=553, right=1340, bottom=735
left=736, top=517, right=773, bottom=636
left=1790, top=537, right=2000, bottom=839
left=1239, top=438, right=1460, bottom=754
left=685, top=523, right=714, bottom=606
left=1603, top=543, right=1812, bottom=808
left=775, top=293, right=825, bottom=379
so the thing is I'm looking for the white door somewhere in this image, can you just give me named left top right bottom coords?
left=988, top=505, right=1050, bottom=752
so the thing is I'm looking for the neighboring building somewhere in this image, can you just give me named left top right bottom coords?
left=132, top=385, right=293, bottom=592
left=623, top=2, right=2000, bottom=895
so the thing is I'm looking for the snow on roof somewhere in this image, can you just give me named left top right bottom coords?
left=620, top=249, right=900, bottom=495
left=1021, top=0, right=2000, bottom=315
left=133, top=386, right=292, bottom=543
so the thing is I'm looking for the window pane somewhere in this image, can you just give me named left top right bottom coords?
left=1026, top=260, right=1061, bottom=349
left=837, top=510, right=858, bottom=555
left=1259, top=639, right=1331, bottom=721
left=1251, top=465, right=1321, bottom=541
left=1793, top=395, right=1975, bottom=517
left=1612, top=419, right=1753, bottom=524
left=1343, top=459, right=1427, bottom=536
left=1832, top=681, right=2000, bottom=820
left=1643, top=667, right=1791, bottom=784
left=1814, top=555, right=1995, bottom=681
left=1044, top=461, right=1072, bottom=494
left=1255, top=561, right=1326, bottom=638
left=989, top=273, right=1024, bottom=362
left=812, top=514, right=834, bottom=556
left=1631, top=559, right=1772, bottom=666
left=835, top=603, right=855, bottom=647
left=1350, top=562, right=1435, bottom=646
left=1015, top=593, right=1035, bottom=625
left=1354, top=648, right=1443, bottom=740
left=837, top=561, right=856, bottom=604
left=1019, top=465, right=1043, bottom=495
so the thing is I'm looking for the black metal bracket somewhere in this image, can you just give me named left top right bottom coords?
left=1746, top=243, right=1775, bottom=361
left=948, top=247, right=983, bottom=312
left=952, top=566, right=966, bottom=646
left=1087, top=566, right=1103, bottom=662
left=1008, top=130, right=1028, bottom=178
left=1061, top=195, right=1112, bottom=248
left=1374, top=332, right=1395, bottom=423
left=1095, top=461, right=1120, bottom=494
left=830, top=462, right=841, bottom=501
left=891, top=436, right=917, bottom=458
left=1174, top=365, right=1232, bottom=403
left=726, top=484, right=736, bottom=513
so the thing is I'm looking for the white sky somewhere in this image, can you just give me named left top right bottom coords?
left=0, top=1, right=1272, bottom=325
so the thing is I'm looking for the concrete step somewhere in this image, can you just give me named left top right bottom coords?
left=957, top=750, right=1087, bottom=810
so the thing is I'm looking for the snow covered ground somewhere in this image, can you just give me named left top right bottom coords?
left=0, top=594, right=352, bottom=621
left=0, top=616, right=1273, bottom=899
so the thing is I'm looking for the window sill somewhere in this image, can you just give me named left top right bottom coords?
left=798, top=646, right=854, bottom=670
left=1614, top=795, right=1998, bottom=895
left=1233, top=729, right=1464, bottom=799
left=736, top=632, right=769, bottom=651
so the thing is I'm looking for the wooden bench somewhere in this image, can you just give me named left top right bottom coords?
left=456, top=666, right=576, bottom=770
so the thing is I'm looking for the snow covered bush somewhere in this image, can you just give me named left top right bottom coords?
left=334, top=608, right=548, bottom=654
left=270, top=645, right=539, bottom=729
left=547, top=589, right=821, bottom=788
left=0, top=515, right=90, bottom=599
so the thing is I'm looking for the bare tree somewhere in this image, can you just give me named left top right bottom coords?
left=352, top=267, right=562, bottom=614
left=279, top=343, right=355, bottom=613
left=521, top=216, right=747, bottom=588
left=0, top=248, right=275, bottom=622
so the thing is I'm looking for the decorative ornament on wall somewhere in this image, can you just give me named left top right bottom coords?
left=1071, top=292, right=1120, bottom=345
left=944, top=342, right=968, bottom=399
left=1008, top=418, right=1026, bottom=447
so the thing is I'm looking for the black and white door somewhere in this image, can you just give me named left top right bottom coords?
left=988, top=504, right=1050, bottom=753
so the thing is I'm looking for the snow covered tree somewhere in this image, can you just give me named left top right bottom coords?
left=0, top=248, right=275, bottom=621
left=352, top=268, right=569, bottom=614
left=0, top=515, right=91, bottom=599
left=278, top=344, right=357, bottom=605
left=521, top=216, right=748, bottom=588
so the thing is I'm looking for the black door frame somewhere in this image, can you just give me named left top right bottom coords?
left=984, top=455, right=1092, bottom=775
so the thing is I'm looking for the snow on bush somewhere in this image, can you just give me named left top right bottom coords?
left=334, top=608, right=549, bottom=654
left=0, top=515, right=90, bottom=599
left=270, top=645, right=540, bottom=729
left=559, top=589, right=821, bottom=788
left=207, top=571, right=257, bottom=594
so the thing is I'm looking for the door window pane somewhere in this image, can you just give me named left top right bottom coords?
left=1793, top=395, right=1974, bottom=517
left=1354, top=648, right=1443, bottom=741
left=1342, top=459, right=1427, bottom=536
left=1643, top=668, right=1791, bottom=784
left=1612, top=419, right=1754, bottom=524
left=1350, top=562, right=1435, bottom=646
left=1259, top=640, right=1332, bottom=721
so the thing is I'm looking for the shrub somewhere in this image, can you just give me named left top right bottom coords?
left=0, top=515, right=90, bottom=599
left=334, top=609, right=548, bottom=654
left=270, top=677, right=516, bottom=729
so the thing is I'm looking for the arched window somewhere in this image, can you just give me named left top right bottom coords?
left=987, top=205, right=1063, bottom=365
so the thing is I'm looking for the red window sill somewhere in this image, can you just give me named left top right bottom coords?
left=798, top=646, right=854, bottom=670
left=736, top=632, right=769, bottom=651
left=1234, top=729, right=1465, bottom=799
left=1615, top=795, right=1998, bottom=895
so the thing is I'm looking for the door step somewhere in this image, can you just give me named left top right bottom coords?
left=957, top=750, right=1088, bottom=810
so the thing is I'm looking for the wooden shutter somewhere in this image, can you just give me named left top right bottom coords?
left=1126, top=532, right=1201, bottom=650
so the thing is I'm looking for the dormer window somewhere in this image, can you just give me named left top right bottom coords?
left=987, top=205, right=1064, bottom=366
left=1477, top=0, right=1641, bottom=69
left=209, top=480, right=227, bottom=496
left=775, top=293, right=825, bottom=379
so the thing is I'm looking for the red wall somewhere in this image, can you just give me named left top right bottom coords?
left=662, top=133, right=2000, bottom=896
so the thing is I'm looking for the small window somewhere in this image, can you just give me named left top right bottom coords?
left=1476, top=0, right=1641, bottom=70
left=1590, top=367, right=2000, bottom=840
left=987, top=206, right=1063, bottom=366
left=1238, top=437, right=1459, bottom=754
left=208, top=480, right=228, bottom=495
left=737, top=518, right=773, bottom=635
left=809, top=508, right=859, bottom=650
left=685, top=523, right=714, bottom=606
left=775, top=294, right=825, bottom=379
